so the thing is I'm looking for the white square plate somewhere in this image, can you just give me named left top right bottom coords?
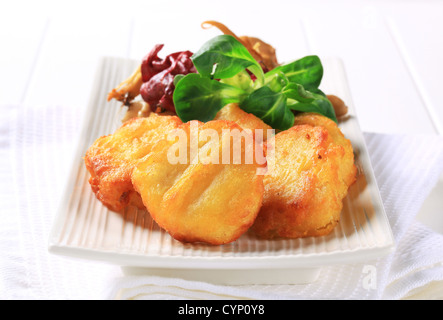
left=48, top=56, right=394, bottom=285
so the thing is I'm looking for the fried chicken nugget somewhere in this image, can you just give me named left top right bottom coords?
left=215, top=103, right=273, bottom=143
left=251, top=118, right=356, bottom=239
left=84, top=114, right=182, bottom=212
left=131, top=120, right=265, bottom=245
left=293, top=112, right=357, bottom=194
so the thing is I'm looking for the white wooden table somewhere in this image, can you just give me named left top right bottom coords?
left=3, top=0, right=441, bottom=232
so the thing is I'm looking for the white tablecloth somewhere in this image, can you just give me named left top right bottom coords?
left=1, top=103, right=443, bottom=300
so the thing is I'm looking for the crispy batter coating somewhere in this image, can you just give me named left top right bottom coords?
left=293, top=112, right=357, bottom=193
left=131, top=120, right=265, bottom=245
left=214, top=103, right=273, bottom=143
left=84, top=114, right=182, bottom=212
left=251, top=116, right=356, bottom=239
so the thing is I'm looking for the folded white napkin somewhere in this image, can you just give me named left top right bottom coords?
left=1, top=103, right=443, bottom=300
left=0, top=104, right=122, bottom=300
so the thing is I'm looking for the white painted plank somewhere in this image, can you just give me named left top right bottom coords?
left=0, top=15, right=48, bottom=105
left=302, top=5, right=437, bottom=135
left=128, top=4, right=310, bottom=64
left=384, top=3, right=443, bottom=134
left=22, top=16, right=132, bottom=110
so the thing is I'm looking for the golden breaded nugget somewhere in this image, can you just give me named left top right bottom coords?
left=251, top=123, right=355, bottom=239
left=84, top=115, right=182, bottom=212
left=214, top=103, right=273, bottom=143
left=293, top=112, right=357, bottom=193
left=131, top=120, right=264, bottom=245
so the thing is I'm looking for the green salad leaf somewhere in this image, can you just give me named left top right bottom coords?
left=191, top=35, right=264, bottom=85
left=173, top=34, right=336, bottom=130
left=284, top=83, right=337, bottom=122
left=173, top=73, right=247, bottom=123
left=220, top=69, right=254, bottom=93
left=264, top=55, right=323, bottom=91
left=241, top=86, right=295, bottom=131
